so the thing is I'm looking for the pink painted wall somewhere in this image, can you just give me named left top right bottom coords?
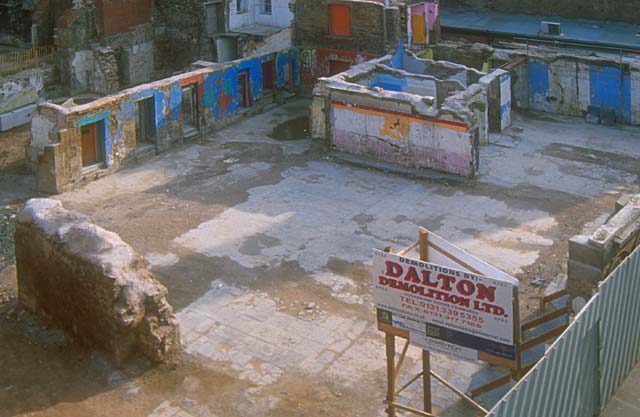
left=407, top=2, right=439, bottom=45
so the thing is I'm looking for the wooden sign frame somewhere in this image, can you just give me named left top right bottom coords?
left=377, top=227, right=570, bottom=416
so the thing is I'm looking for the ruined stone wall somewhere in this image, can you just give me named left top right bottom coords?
left=568, top=194, right=640, bottom=299
left=426, top=41, right=640, bottom=126
left=153, top=0, right=210, bottom=73
left=311, top=56, right=491, bottom=178
left=510, top=52, right=640, bottom=126
left=54, top=1, right=156, bottom=94
left=15, top=199, right=180, bottom=365
left=30, top=49, right=300, bottom=193
left=95, top=0, right=151, bottom=36
left=293, top=0, right=393, bottom=55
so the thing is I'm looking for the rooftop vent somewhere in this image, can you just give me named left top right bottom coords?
left=540, top=21, right=562, bottom=36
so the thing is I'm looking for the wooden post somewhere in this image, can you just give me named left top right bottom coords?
left=422, top=350, right=432, bottom=412
left=513, top=287, right=522, bottom=379
left=418, top=227, right=432, bottom=413
left=386, top=332, right=397, bottom=417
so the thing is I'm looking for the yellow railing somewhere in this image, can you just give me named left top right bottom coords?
left=0, top=45, right=56, bottom=76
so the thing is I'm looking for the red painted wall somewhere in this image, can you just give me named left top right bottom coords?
left=96, top=0, right=151, bottom=36
left=300, top=48, right=379, bottom=86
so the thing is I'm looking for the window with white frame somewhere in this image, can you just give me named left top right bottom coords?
left=261, top=0, right=272, bottom=14
left=236, top=0, right=247, bottom=13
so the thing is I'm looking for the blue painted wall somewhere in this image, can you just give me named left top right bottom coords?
left=71, top=49, right=301, bottom=170
left=77, top=111, right=111, bottom=166
left=527, top=60, right=633, bottom=124
left=370, top=73, right=407, bottom=92
left=528, top=60, right=549, bottom=109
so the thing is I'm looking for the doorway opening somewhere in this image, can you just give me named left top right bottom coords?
left=262, top=60, right=276, bottom=101
left=282, top=62, right=295, bottom=91
left=181, top=84, right=199, bottom=136
left=205, top=1, right=225, bottom=36
left=237, top=70, right=250, bottom=108
left=136, top=97, right=156, bottom=147
left=80, top=120, right=106, bottom=168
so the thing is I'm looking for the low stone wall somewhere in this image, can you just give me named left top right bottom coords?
left=15, top=199, right=180, bottom=365
left=311, top=51, right=510, bottom=178
left=568, top=194, right=640, bottom=298
left=30, top=48, right=300, bottom=193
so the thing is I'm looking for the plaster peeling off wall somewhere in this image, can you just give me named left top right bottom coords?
left=31, top=49, right=301, bottom=193
left=517, top=55, right=639, bottom=125
left=331, top=100, right=475, bottom=178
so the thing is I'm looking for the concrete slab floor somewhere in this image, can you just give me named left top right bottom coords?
left=3, top=99, right=640, bottom=417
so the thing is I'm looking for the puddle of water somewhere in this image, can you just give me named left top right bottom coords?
left=269, top=116, right=310, bottom=141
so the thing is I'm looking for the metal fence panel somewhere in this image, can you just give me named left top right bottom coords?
left=487, top=246, right=640, bottom=417
left=598, top=247, right=640, bottom=404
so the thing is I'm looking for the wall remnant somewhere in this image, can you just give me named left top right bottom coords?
left=30, top=48, right=300, bottom=193
left=294, top=0, right=405, bottom=87
left=311, top=49, right=511, bottom=178
left=568, top=194, right=640, bottom=299
left=15, top=198, right=181, bottom=365
left=426, top=41, right=640, bottom=126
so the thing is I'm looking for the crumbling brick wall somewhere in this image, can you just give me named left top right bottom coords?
left=293, top=0, right=393, bottom=55
left=15, top=198, right=181, bottom=365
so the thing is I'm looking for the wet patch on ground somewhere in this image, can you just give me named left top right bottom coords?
left=543, top=143, right=640, bottom=174
left=268, top=116, right=310, bottom=141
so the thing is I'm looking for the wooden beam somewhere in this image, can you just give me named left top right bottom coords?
left=396, top=371, right=424, bottom=396
left=431, top=370, right=489, bottom=414
left=521, top=306, right=570, bottom=331
left=398, top=241, right=419, bottom=256
left=428, top=241, right=482, bottom=275
left=423, top=350, right=432, bottom=413
left=385, top=401, right=437, bottom=417
left=419, top=228, right=433, bottom=414
left=467, top=373, right=512, bottom=398
left=539, top=289, right=569, bottom=309
left=386, top=333, right=397, bottom=417
left=393, top=339, right=410, bottom=385
left=520, top=324, right=568, bottom=351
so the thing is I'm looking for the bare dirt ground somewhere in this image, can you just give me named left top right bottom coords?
left=1, top=100, right=639, bottom=417
left=0, top=125, right=30, bottom=175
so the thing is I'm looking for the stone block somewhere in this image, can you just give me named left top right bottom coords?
left=15, top=199, right=181, bottom=365
left=569, top=235, right=606, bottom=269
left=567, top=259, right=604, bottom=298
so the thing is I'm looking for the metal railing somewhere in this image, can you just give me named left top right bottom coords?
left=487, top=245, right=640, bottom=417
left=0, top=45, right=55, bottom=76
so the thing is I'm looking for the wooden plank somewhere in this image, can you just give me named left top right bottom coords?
left=378, top=322, right=409, bottom=339
left=520, top=324, right=568, bottom=351
left=423, top=350, right=432, bottom=413
left=393, top=339, right=410, bottom=383
left=386, top=333, right=397, bottom=417
left=539, top=289, right=569, bottom=309
left=385, top=401, right=436, bottom=417
left=477, top=351, right=517, bottom=369
left=430, top=370, right=489, bottom=414
left=521, top=306, right=570, bottom=331
left=419, top=227, right=433, bottom=413
left=428, top=241, right=482, bottom=275
left=468, top=373, right=512, bottom=398
left=395, top=371, right=424, bottom=396
left=397, top=241, right=419, bottom=256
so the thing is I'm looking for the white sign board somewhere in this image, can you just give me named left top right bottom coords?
left=373, top=249, right=516, bottom=362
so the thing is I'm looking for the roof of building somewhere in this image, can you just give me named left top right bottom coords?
left=441, top=8, right=640, bottom=52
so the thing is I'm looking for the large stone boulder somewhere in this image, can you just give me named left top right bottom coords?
left=15, top=198, right=180, bottom=365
